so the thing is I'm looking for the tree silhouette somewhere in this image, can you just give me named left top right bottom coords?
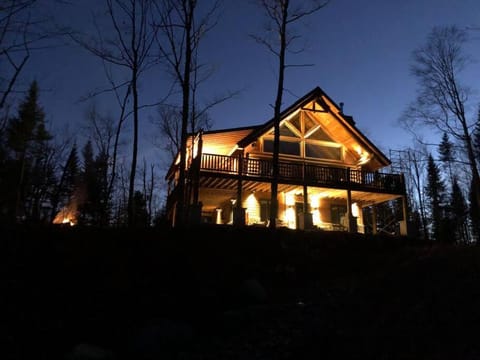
left=5, top=80, right=52, bottom=222
left=253, top=0, right=329, bottom=229
left=402, top=26, right=480, bottom=228
left=425, top=154, right=447, bottom=241
left=449, top=177, right=468, bottom=243
left=69, top=0, right=158, bottom=227
left=438, top=132, right=455, bottom=185
left=154, top=0, right=228, bottom=226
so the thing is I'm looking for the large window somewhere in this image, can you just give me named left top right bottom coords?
left=262, top=111, right=342, bottom=161
left=305, top=143, right=341, bottom=160
left=264, top=139, right=301, bottom=156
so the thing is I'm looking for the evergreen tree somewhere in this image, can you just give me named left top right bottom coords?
left=132, top=190, right=149, bottom=228
left=78, top=140, right=95, bottom=225
left=473, top=106, right=480, bottom=164
left=425, top=154, right=448, bottom=242
left=449, top=178, right=468, bottom=243
left=50, top=143, right=80, bottom=222
left=77, top=140, right=111, bottom=226
left=4, top=80, right=52, bottom=222
left=438, top=132, right=455, bottom=184
left=94, top=149, right=111, bottom=226
left=469, top=178, right=480, bottom=242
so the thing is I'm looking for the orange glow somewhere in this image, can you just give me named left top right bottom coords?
left=285, top=192, right=295, bottom=206
left=352, top=202, right=359, bottom=218
left=310, top=194, right=322, bottom=226
left=52, top=205, right=78, bottom=226
left=285, top=207, right=295, bottom=229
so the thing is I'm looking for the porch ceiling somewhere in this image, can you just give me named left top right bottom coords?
left=198, top=177, right=402, bottom=206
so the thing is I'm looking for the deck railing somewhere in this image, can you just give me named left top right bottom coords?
left=199, top=153, right=405, bottom=193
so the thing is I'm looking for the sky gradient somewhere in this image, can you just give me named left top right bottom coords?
left=19, top=0, right=480, bottom=168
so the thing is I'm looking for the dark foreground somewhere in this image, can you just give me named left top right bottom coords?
left=3, top=225, right=480, bottom=359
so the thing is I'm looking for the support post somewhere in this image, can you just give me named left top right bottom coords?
left=399, top=195, right=408, bottom=236
left=346, top=189, right=357, bottom=233
left=234, top=154, right=245, bottom=227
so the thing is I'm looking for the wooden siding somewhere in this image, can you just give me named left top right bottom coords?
left=194, top=128, right=255, bottom=156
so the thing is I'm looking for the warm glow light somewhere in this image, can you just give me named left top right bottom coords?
left=310, top=194, right=320, bottom=209
left=245, top=193, right=260, bottom=224
left=201, top=145, right=216, bottom=155
left=285, top=207, right=295, bottom=229
left=354, top=145, right=363, bottom=156
left=215, top=208, right=223, bottom=224
left=285, top=192, right=295, bottom=206
left=53, top=206, right=77, bottom=226
left=246, top=193, right=257, bottom=208
left=355, top=145, right=372, bottom=165
left=358, top=152, right=372, bottom=165
left=352, top=202, right=359, bottom=218
left=309, top=194, right=322, bottom=226
left=312, top=208, right=321, bottom=225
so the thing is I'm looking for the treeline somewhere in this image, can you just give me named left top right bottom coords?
left=0, top=81, right=158, bottom=227
left=2, top=3, right=480, bottom=240
left=396, top=132, right=480, bottom=243
left=395, top=26, right=480, bottom=244
left=0, top=1, right=228, bottom=227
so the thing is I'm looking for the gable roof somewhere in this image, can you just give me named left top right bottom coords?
left=237, top=86, right=391, bottom=167
left=166, top=86, right=391, bottom=180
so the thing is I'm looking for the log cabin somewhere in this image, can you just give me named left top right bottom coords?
left=165, top=86, right=408, bottom=235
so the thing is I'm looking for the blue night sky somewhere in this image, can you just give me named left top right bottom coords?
left=19, top=0, right=480, bottom=168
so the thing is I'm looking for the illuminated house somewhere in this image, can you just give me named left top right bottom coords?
left=165, top=87, right=408, bottom=235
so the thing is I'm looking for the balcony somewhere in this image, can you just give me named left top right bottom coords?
left=196, top=153, right=405, bottom=194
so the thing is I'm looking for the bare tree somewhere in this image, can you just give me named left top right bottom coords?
left=141, top=157, right=155, bottom=225
left=0, top=0, right=64, bottom=109
left=68, top=0, right=158, bottom=226
left=406, top=147, right=429, bottom=240
left=154, top=0, right=236, bottom=226
left=400, top=25, right=480, bottom=219
left=253, top=0, right=329, bottom=229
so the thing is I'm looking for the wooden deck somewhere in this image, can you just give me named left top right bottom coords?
left=196, top=153, right=405, bottom=195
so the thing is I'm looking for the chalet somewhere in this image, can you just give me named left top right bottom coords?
left=165, top=86, right=408, bottom=235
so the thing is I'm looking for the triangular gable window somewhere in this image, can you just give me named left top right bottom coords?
left=307, top=127, right=334, bottom=142
left=289, top=113, right=301, bottom=133
left=262, top=110, right=342, bottom=161
left=304, top=115, right=317, bottom=134
left=279, top=123, right=299, bottom=137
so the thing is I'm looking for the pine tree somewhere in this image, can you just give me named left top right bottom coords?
left=78, top=140, right=95, bottom=225
left=449, top=178, right=468, bottom=243
left=469, top=178, right=480, bottom=242
left=4, top=80, right=52, bottom=222
left=438, top=132, right=455, bottom=184
left=50, top=143, right=80, bottom=222
left=132, top=190, right=149, bottom=227
left=425, top=154, right=448, bottom=242
left=473, top=106, right=480, bottom=164
left=77, top=140, right=111, bottom=226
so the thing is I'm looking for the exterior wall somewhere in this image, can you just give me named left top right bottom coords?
left=243, top=192, right=260, bottom=225
left=196, top=184, right=384, bottom=234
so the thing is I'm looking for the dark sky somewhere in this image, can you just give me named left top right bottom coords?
left=19, top=0, right=480, bottom=167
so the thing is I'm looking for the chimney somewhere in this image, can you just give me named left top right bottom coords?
left=339, top=102, right=344, bottom=113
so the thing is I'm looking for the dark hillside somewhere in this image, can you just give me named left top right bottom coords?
left=2, top=225, right=480, bottom=359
